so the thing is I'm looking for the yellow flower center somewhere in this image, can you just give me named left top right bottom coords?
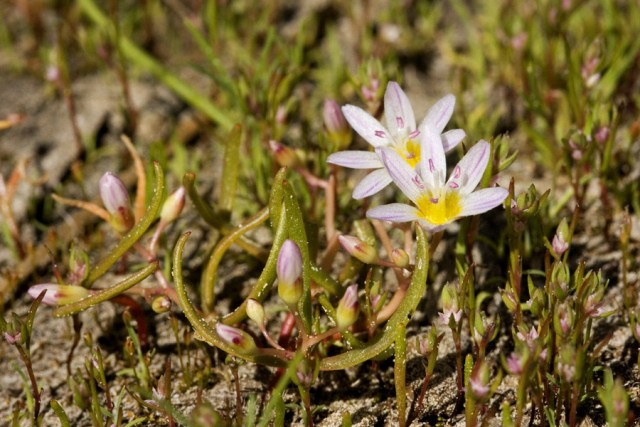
left=416, top=190, right=462, bottom=225
left=396, top=139, right=421, bottom=168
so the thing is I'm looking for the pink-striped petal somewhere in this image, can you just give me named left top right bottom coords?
left=417, top=126, right=447, bottom=189
left=342, top=105, right=392, bottom=148
left=366, top=203, right=420, bottom=223
left=352, top=168, right=393, bottom=199
left=379, top=148, right=425, bottom=204
left=441, top=129, right=465, bottom=152
left=383, top=81, right=416, bottom=136
left=447, top=140, right=490, bottom=195
left=459, top=187, right=508, bottom=217
left=419, top=94, right=455, bottom=134
left=327, top=151, right=383, bottom=169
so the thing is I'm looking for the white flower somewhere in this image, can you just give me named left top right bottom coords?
left=366, top=132, right=508, bottom=230
left=327, top=81, right=465, bottom=199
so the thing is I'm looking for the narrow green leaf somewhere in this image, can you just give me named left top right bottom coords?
left=53, top=262, right=158, bottom=317
left=219, top=124, right=242, bottom=216
left=395, top=324, right=407, bottom=427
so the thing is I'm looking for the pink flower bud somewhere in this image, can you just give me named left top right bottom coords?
left=390, top=248, right=410, bottom=267
left=277, top=240, right=303, bottom=306
left=511, top=32, right=528, bottom=51
left=338, top=235, right=378, bottom=264
left=438, top=308, right=463, bottom=326
left=269, top=140, right=300, bottom=168
left=469, top=362, right=490, bottom=400
left=552, top=234, right=569, bottom=256
left=45, top=65, right=60, bottom=83
left=323, top=99, right=349, bottom=135
left=336, top=284, right=359, bottom=330
left=99, top=172, right=130, bottom=214
left=215, top=323, right=258, bottom=355
left=4, top=331, right=21, bottom=344
left=506, top=353, right=523, bottom=375
left=99, top=172, right=134, bottom=232
left=160, top=186, right=186, bottom=224
left=27, top=284, right=90, bottom=306
left=595, top=126, right=610, bottom=145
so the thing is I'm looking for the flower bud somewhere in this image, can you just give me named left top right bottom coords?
left=336, top=284, right=359, bottom=330
left=390, top=248, right=410, bottom=268
left=552, top=218, right=570, bottom=256
left=45, top=65, right=60, bottom=83
left=295, top=360, right=313, bottom=387
left=554, top=303, right=574, bottom=337
left=323, top=99, right=351, bottom=150
left=68, top=244, right=89, bottom=286
left=160, top=186, right=186, bottom=225
left=595, top=126, right=610, bottom=145
left=151, top=295, right=171, bottom=313
left=338, top=235, right=378, bottom=264
left=439, top=287, right=463, bottom=328
left=246, top=298, right=265, bottom=326
left=27, top=284, right=89, bottom=306
left=551, top=261, right=570, bottom=300
left=506, top=352, right=523, bottom=375
left=269, top=140, right=300, bottom=168
left=500, top=289, right=518, bottom=312
left=277, top=240, right=303, bottom=306
left=418, top=325, right=440, bottom=357
left=468, top=361, right=490, bottom=400
left=215, top=323, right=258, bottom=355
left=99, top=172, right=134, bottom=233
left=4, top=331, right=21, bottom=345
left=529, top=288, right=544, bottom=317
left=557, top=346, right=577, bottom=382
left=516, top=327, right=539, bottom=349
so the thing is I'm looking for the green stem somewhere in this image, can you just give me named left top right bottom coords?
left=257, top=352, right=305, bottom=427
left=53, top=262, right=158, bottom=317
left=319, top=225, right=429, bottom=371
left=86, top=162, right=164, bottom=285
left=395, top=323, right=407, bottom=427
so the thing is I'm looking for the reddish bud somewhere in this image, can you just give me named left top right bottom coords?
left=215, top=323, right=258, bottom=355
left=336, top=284, right=359, bottom=330
left=338, top=235, right=378, bottom=264
left=99, top=172, right=134, bottom=232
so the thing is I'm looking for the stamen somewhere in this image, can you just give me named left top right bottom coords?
left=430, top=197, right=439, bottom=204
left=428, top=159, right=435, bottom=172
left=409, top=129, right=420, bottom=139
left=374, top=130, right=385, bottom=138
left=396, top=116, right=404, bottom=129
left=448, top=182, right=459, bottom=189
